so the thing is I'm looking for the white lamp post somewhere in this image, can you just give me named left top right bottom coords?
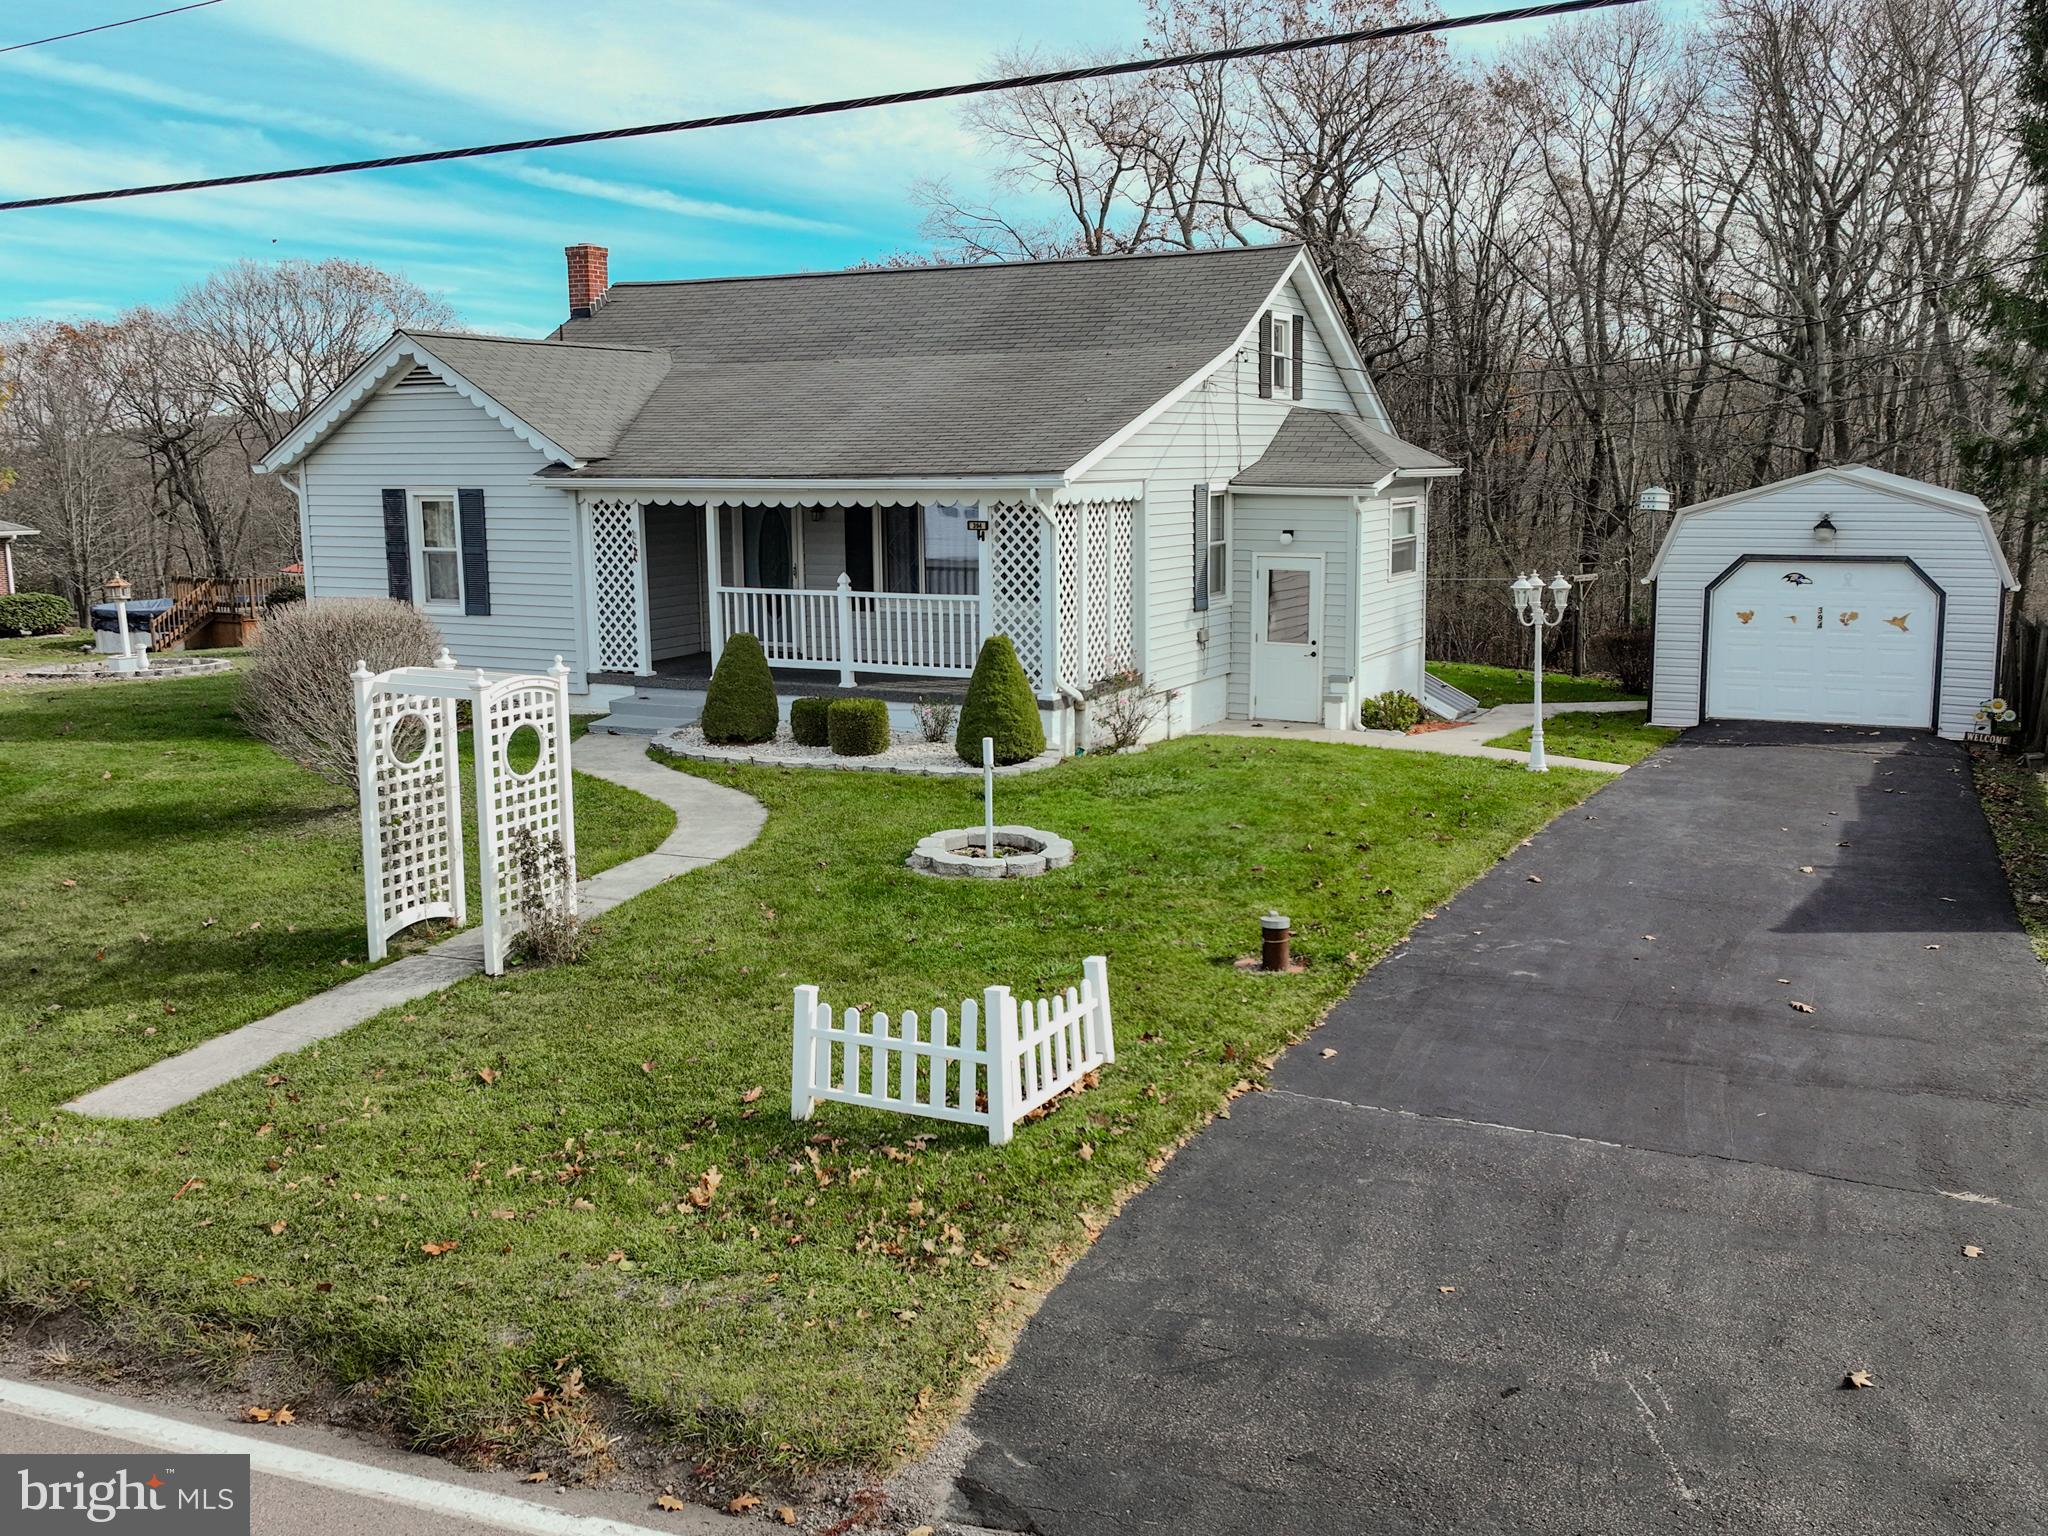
left=1512, top=571, right=1572, bottom=772
left=103, top=572, right=144, bottom=674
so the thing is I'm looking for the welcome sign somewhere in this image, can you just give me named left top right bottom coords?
left=2, top=1456, right=249, bottom=1534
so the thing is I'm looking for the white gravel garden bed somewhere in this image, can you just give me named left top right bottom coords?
left=652, top=724, right=1063, bottom=776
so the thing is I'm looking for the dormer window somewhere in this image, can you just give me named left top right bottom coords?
left=1269, top=315, right=1292, bottom=394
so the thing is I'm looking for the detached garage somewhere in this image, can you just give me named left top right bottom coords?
left=1647, top=466, right=2018, bottom=739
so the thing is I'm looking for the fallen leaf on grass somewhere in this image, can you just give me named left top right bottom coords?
left=231, top=1275, right=257, bottom=1286
left=268, top=1220, right=287, bottom=1236
left=1076, top=1143, right=1093, bottom=1161
left=243, top=1407, right=270, bottom=1422
left=475, top=1067, right=497, bottom=1086
left=521, top=1471, right=548, bottom=1483
left=273, top=1407, right=294, bottom=1425
left=774, top=1509, right=796, bottom=1527
left=1841, top=1369, right=1877, bottom=1390
left=420, top=1239, right=460, bottom=1257
left=173, top=1178, right=204, bottom=1201
left=1789, top=1001, right=1816, bottom=1014
left=655, top=1493, right=687, bottom=1511
left=725, top=1492, right=761, bottom=1514
left=740, top=1086, right=764, bottom=1104
left=685, top=1168, right=723, bottom=1210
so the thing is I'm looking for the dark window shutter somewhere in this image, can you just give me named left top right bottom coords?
left=1192, top=484, right=1210, bottom=612
left=381, top=489, right=411, bottom=602
left=458, top=488, right=491, bottom=616
left=1291, top=314, right=1305, bottom=401
left=1258, top=312, right=1274, bottom=399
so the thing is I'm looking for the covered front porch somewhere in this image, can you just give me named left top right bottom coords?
left=575, top=488, right=1140, bottom=705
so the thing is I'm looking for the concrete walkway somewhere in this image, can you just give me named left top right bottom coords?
left=1203, top=697, right=1644, bottom=773
left=66, top=733, right=764, bottom=1120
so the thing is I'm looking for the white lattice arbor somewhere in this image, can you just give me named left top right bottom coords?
left=352, top=650, right=578, bottom=975
left=1051, top=494, right=1138, bottom=689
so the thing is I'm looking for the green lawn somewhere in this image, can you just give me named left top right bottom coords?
left=1484, top=708, right=1679, bottom=765
left=0, top=673, right=671, bottom=1117
left=1429, top=659, right=1645, bottom=707
left=0, top=699, right=1603, bottom=1489
left=0, top=628, right=96, bottom=667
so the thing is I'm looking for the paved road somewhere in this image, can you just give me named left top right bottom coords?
left=0, top=1377, right=727, bottom=1535
left=944, top=723, right=2048, bottom=1534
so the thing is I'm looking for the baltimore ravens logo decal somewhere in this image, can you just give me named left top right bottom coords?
left=1782, top=572, right=1814, bottom=586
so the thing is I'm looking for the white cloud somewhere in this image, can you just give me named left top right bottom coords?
left=492, top=164, right=852, bottom=234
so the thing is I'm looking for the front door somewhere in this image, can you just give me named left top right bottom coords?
left=1252, top=553, right=1323, bottom=723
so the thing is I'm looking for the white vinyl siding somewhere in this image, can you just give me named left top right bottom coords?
left=299, top=381, right=587, bottom=686
left=1650, top=475, right=2007, bottom=740
left=1072, top=276, right=1362, bottom=729
left=1358, top=484, right=1429, bottom=699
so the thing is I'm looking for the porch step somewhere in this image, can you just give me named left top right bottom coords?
left=592, top=691, right=703, bottom=736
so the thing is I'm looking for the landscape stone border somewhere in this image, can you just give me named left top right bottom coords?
left=652, top=727, right=1063, bottom=778
left=20, top=657, right=233, bottom=683
left=908, top=825, right=1075, bottom=879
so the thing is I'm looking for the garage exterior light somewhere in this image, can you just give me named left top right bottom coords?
left=1813, top=514, right=1837, bottom=544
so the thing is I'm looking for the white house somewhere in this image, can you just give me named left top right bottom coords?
left=260, top=243, right=1456, bottom=746
left=1645, top=465, right=2018, bottom=739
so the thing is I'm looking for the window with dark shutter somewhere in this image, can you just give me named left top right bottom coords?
left=381, top=489, right=411, bottom=602
left=1291, top=314, right=1305, bottom=401
left=1192, top=484, right=1210, bottom=612
left=1258, top=311, right=1274, bottom=399
left=458, top=488, right=491, bottom=616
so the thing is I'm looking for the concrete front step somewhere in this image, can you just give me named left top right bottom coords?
left=595, top=691, right=706, bottom=735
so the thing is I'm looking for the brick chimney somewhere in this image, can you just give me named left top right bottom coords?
left=565, top=243, right=608, bottom=319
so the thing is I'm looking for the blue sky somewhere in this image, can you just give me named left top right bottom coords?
left=0, top=1, right=1636, bottom=336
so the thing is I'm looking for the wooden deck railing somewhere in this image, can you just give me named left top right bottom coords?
left=150, top=575, right=275, bottom=649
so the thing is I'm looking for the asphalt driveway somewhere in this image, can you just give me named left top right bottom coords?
left=939, top=722, right=2048, bottom=1534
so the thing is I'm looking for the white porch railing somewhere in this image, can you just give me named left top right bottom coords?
left=717, top=574, right=980, bottom=684
left=790, top=957, right=1114, bottom=1145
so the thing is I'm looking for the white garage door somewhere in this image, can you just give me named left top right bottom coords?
left=1706, top=559, right=1939, bottom=728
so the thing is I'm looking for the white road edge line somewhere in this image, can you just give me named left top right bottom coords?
left=0, top=1378, right=680, bottom=1536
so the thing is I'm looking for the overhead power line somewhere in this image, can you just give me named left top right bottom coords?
left=0, top=1, right=223, bottom=56
left=0, top=0, right=1647, bottom=213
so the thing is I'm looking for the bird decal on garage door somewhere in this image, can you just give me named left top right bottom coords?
left=1885, top=614, right=1910, bottom=632
left=1782, top=572, right=1814, bottom=585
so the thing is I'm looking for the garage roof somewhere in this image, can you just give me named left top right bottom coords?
left=1643, top=465, right=2018, bottom=588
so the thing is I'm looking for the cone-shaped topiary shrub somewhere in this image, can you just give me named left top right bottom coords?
left=699, top=632, right=779, bottom=744
left=789, top=696, right=831, bottom=747
left=955, top=634, right=1045, bottom=765
left=827, top=697, right=891, bottom=756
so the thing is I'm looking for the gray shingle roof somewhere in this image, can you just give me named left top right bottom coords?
left=1232, top=408, right=1456, bottom=487
left=539, top=244, right=1306, bottom=479
left=405, top=330, right=669, bottom=461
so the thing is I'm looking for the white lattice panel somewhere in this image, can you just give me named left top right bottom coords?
left=357, top=680, right=463, bottom=955
left=987, top=501, right=1046, bottom=691
left=475, top=678, right=575, bottom=972
left=588, top=498, right=645, bottom=674
left=1054, top=506, right=1085, bottom=690
left=1087, top=499, right=1136, bottom=679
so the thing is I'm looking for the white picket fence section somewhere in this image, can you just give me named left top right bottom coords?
left=791, top=957, right=1114, bottom=1145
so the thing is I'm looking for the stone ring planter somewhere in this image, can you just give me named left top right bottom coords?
left=21, top=657, right=232, bottom=683
left=908, top=825, right=1074, bottom=879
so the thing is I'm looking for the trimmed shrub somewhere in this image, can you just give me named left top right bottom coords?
left=1360, top=689, right=1425, bottom=732
left=699, top=632, right=779, bottom=744
left=827, top=697, right=891, bottom=757
left=789, top=695, right=832, bottom=747
left=955, top=634, right=1045, bottom=765
left=265, top=580, right=306, bottom=608
left=1591, top=628, right=1653, bottom=694
left=237, top=597, right=442, bottom=795
left=0, top=592, right=73, bottom=637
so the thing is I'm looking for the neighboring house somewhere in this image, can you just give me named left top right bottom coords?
left=0, top=519, right=36, bottom=597
left=260, top=243, right=1455, bottom=745
left=1645, top=465, right=2018, bottom=740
